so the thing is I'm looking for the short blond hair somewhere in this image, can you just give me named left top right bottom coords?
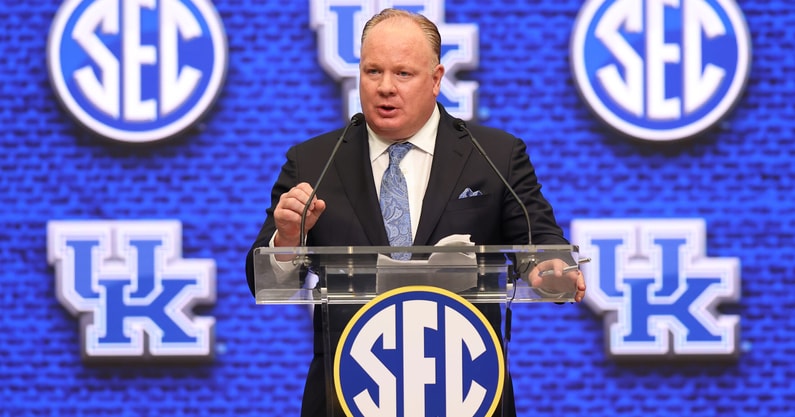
left=360, top=8, right=441, bottom=65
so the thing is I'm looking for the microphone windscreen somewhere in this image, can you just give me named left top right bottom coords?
left=351, top=113, right=365, bottom=126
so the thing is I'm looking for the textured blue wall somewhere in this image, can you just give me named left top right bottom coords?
left=1, top=0, right=793, bottom=416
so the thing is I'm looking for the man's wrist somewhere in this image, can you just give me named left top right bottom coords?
left=271, top=231, right=301, bottom=262
left=273, top=230, right=300, bottom=248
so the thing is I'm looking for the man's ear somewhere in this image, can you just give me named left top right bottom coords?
left=432, top=64, right=445, bottom=95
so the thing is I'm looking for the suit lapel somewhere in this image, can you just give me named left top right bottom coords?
left=414, top=110, right=472, bottom=246
left=334, top=126, right=390, bottom=246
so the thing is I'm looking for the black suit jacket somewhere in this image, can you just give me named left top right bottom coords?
left=246, top=104, right=566, bottom=286
left=245, top=104, right=567, bottom=416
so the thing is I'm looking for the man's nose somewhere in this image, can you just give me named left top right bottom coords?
left=377, top=74, right=396, bottom=95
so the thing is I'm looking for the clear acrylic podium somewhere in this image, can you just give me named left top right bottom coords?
left=252, top=244, right=582, bottom=417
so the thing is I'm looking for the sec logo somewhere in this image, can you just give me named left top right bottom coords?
left=47, top=0, right=228, bottom=143
left=570, top=0, right=751, bottom=141
left=334, top=286, right=504, bottom=417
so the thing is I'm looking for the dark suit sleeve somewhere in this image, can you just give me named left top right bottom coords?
left=503, top=136, right=568, bottom=245
left=244, top=145, right=300, bottom=296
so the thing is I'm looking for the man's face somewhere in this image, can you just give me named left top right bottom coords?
left=359, top=18, right=444, bottom=141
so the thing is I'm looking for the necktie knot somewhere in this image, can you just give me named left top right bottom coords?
left=387, top=142, right=412, bottom=165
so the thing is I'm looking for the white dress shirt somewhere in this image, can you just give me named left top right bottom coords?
left=269, top=106, right=440, bottom=267
left=367, top=105, right=439, bottom=242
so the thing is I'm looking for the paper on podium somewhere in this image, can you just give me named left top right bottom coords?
left=375, top=234, right=478, bottom=294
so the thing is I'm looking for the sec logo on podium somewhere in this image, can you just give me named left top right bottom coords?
left=334, top=286, right=505, bottom=417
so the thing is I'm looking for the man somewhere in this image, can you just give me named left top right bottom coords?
left=246, top=8, right=585, bottom=416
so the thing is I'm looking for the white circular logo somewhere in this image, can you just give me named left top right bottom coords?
left=335, top=286, right=505, bottom=417
left=47, top=0, right=228, bottom=143
left=570, top=0, right=751, bottom=141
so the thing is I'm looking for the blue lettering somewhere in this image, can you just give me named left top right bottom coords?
left=624, top=278, right=721, bottom=343
left=591, top=239, right=624, bottom=297
left=99, top=278, right=197, bottom=344
left=67, top=240, right=101, bottom=300
left=129, top=240, right=160, bottom=297
left=329, top=6, right=361, bottom=65
left=655, top=238, right=686, bottom=297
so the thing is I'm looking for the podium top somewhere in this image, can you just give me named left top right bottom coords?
left=252, top=244, right=582, bottom=305
left=253, top=243, right=578, bottom=257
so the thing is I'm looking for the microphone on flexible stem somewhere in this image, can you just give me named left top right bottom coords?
left=453, top=118, right=531, bottom=393
left=298, top=113, right=365, bottom=250
left=453, top=119, right=532, bottom=246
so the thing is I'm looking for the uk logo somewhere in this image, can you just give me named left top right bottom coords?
left=571, top=219, right=741, bottom=359
left=47, top=221, right=216, bottom=362
left=310, top=0, right=479, bottom=121
left=570, top=0, right=751, bottom=141
left=47, top=0, right=228, bottom=143
left=335, top=286, right=504, bottom=417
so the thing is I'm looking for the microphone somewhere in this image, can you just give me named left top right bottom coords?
left=453, top=118, right=532, bottom=245
left=298, top=113, right=365, bottom=248
left=454, top=118, right=532, bottom=356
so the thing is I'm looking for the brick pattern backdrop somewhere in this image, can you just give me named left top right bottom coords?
left=1, top=0, right=793, bottom=416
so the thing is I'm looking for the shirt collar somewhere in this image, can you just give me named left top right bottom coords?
left=368, top=104, right=440, bottom=162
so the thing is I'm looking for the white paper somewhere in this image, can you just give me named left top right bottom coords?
left=375, top=235, right=478, bottom=293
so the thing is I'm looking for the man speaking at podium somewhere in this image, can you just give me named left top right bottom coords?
left=246, top=8, right=585, bottom=416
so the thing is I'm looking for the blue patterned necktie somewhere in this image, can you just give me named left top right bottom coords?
left=380, top=142, right=413, bottom=260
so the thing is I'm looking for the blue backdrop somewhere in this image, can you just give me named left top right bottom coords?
left=1, top=0, right=793, bottom=416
